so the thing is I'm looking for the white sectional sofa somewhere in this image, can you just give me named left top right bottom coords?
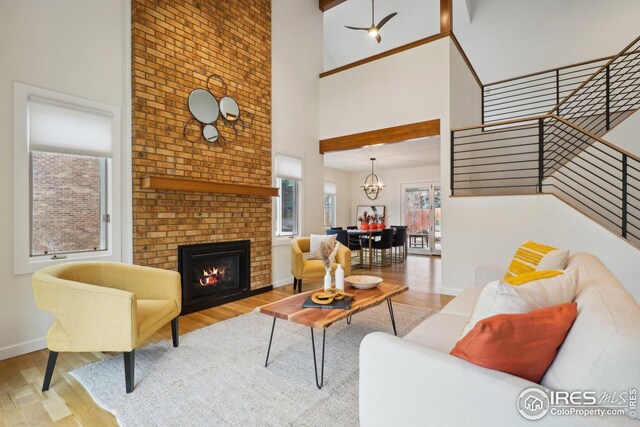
left=359, top=253, right=640, bottom=426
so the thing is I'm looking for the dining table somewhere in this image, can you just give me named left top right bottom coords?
left=347, top=229, right=384, bottom=269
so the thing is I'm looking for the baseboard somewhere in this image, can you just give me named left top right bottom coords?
left=250, top=285, right=273, bottom=296
left=0, top=337, right=47, bottom=361
left=272, top=276, right=293, bottom=288
left=437, top=286, right=462, bottom=296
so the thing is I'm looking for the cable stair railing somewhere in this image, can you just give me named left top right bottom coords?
left=482, top=35, right=640, bottom=127
left=451, top=35, right=640, bottom=248
left=550, top=34, right=640, bottom=137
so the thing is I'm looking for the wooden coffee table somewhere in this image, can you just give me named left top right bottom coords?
left=259, top=282, right=408, bottom=389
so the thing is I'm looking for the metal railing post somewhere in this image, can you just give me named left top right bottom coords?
left=555, top=69, right=561, bottom=115
left=450, top=130, right=455, bottom=196
left=622, top=154, right=628, bottom=238
left=605, top=64, right=611, bottom=131
left=481, top=86, right=485, bottom=125
left=538, top=118, right=544, bottom=193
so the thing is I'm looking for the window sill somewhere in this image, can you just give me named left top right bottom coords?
left=272, top=236, right=296, bottom=247
left=14, top=250, right=118, bottom=276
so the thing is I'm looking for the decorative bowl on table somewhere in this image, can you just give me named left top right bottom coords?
left=345, top=275, right=383, bottom=290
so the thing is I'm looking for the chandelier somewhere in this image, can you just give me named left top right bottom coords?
left=361, top=158, right=384, bottom=200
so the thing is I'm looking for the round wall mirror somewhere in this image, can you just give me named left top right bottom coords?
left=202, top=124, right=219, bottom=142
left=220, top=97, right=240, bottom=121
left=188, top=89, right=219, bottom=124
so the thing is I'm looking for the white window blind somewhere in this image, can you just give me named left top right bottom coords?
left=276, top=154, right=302, bottom=180
left=29, top=96, right=113, bottom=157
left=324, top=182, right=337, bottom=195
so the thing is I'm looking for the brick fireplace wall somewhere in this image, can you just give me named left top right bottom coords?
left=131, top=0, right=273, bottom=290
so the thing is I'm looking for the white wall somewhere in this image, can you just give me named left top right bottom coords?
left=350, top=165, right=441, bottom=226
left=324, top=168, right=352, bottom=227
left=271, top=0, right=324, bottom=287
left=455, top=0, right=640, bottom=83
left=319, top=37, right=450, bottom=139
left=440, top=38, right=483, bottom=292
left=604, top=109, right=640, bottom=158
left=443, top=194, right=640, bottom=302
left=0, top=0, right=130, bottom=360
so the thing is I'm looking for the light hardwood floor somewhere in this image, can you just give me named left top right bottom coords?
left=0, top=255, right=450, bottom=426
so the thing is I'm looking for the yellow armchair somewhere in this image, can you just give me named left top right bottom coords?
left=32, top=261, right=181, bottom=393
left=290, top=237, right=351, bottom=293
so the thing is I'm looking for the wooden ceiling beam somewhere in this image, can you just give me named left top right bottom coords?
left=320, top=0, right=348, bottom=12
left=440, top=0, right=453, bottom=32
left=319, top=119, right=441, bottom=154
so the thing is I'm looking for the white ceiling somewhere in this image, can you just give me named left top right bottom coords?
left=323, top=0, right=440, bottom=71
left=323, top=137, right=440, bottom=172
left=324, top=0, right=640, bottom=82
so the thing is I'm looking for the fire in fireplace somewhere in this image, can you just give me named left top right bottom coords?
left=199, top=266, right=226, bottom=287
left=178, top=240, right=250, bottom=314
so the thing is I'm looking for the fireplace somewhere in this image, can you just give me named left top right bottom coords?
left=178, top=240, right=250, bottom=314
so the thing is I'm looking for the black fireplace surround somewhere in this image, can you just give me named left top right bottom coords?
left=178, top=240, right=251, bottom=314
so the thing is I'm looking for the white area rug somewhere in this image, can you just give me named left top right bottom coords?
left=71, top=302, right=435, bottom=427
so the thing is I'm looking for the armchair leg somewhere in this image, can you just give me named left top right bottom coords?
left=293, top=278, right=297, bottom=291
left=298, top=279, right=303, bottom=293
left=124, top=350, right=135, bottom=393
left=171, top=317, right=179, bottom=347
left=42, top=350, right=58, bottom=392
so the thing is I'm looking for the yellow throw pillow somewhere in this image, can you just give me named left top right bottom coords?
left=504, top=241, right=569, bottom=279
left=504, top=270, right=563, bottom=286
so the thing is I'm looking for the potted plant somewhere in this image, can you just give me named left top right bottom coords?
left=359, top=212, right=371, bottom=230
left=378, top=215, right=386, bottom=229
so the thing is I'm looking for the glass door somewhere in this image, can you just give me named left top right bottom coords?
left=402, top=183, right=441, bottom=256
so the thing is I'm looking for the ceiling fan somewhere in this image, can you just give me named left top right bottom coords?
left=345, top=0, right=398, bottom=44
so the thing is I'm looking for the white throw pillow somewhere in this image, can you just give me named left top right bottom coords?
left=461, top=269, right=578, bottom=338
left=308, top=234, right=337, bottom=260
left=537, top=249, right=570, bottom=271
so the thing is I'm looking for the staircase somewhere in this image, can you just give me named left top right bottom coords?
left=451, top=35, right=640, bottom=247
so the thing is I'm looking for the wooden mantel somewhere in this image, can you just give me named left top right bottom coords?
left=141, top=175, right=279, bottom=197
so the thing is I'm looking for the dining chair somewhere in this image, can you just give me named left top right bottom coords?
left=346, top=230, right=362, bottom=267
left=392, top=227, right=408, bottom=263
left=330, top=227, right=343, bottom=230
left=370, top=229, right=394, bottom=267
left=326, top=229, right=348, bottom=246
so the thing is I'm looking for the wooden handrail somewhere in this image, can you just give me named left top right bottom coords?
left=484, top=38, right=639, bottom=87
left=449, top=32, right=482, bottom=88
left=451, top=114, right=550, bottom=132
left=320, top=30, right=482, bottom=89
left=484, top=55, right=614, bottom=87
left=549, top=34, right=640, bottom=115
left=550, top=114, right=640, bottom=163
left=450, top=113, right=640, bottom=164
left=320, top=32, right=451, bottom=78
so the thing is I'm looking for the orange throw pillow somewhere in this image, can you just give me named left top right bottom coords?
left=450, top=302, right=577, bottom=383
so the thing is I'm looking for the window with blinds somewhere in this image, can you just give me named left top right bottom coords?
left=275, top=154, right=302, bottom=236
left=323, top=182, right=336, bottom=227
left=28, top=96, right=112, bottom=257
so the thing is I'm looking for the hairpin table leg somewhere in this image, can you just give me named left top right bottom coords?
left=310, top=327, right=326, bottom=389
left=264, top=317, right=276, bottom=367
left=387, top=299, right=398, bottom=336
